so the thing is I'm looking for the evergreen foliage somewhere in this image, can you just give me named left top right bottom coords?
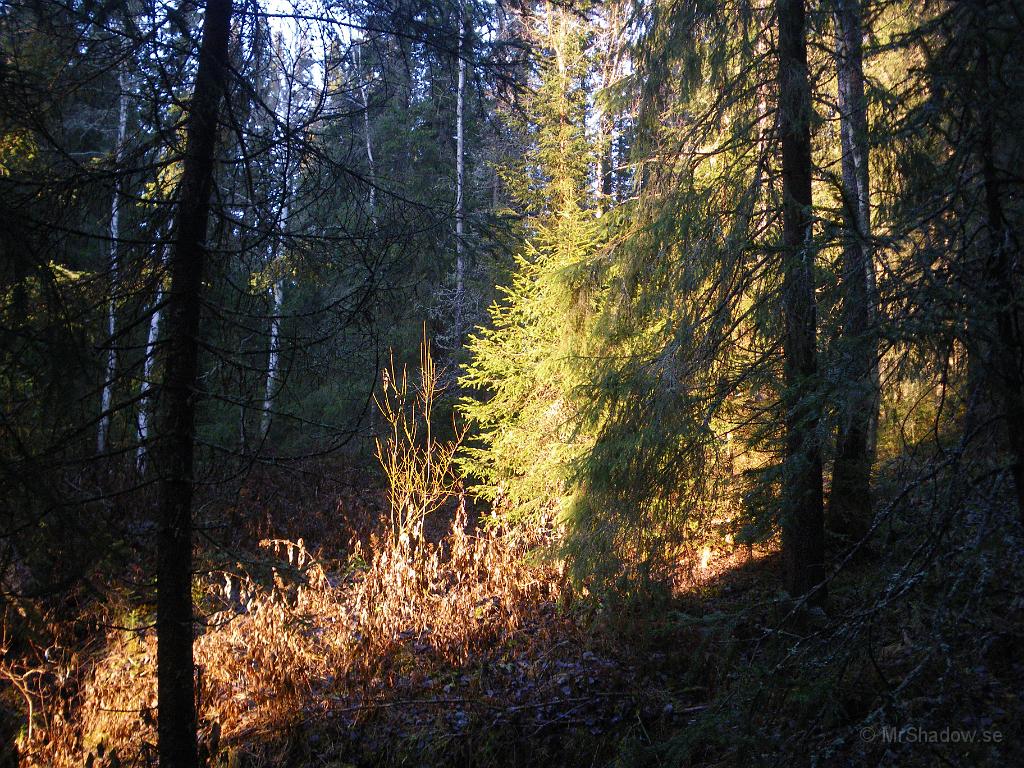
left=460, top=1, right=603, bottom=521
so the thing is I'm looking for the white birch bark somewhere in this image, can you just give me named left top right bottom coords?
left=98, top=68, right=129, bottom=454
left=454, top=6, right=467, bottom=340
left=355, top=43, right=377, bottom=221
left=261, top=158, right=290, bottom=437
left=261, top=257, right=285, bottom=437
left=136, top=237, right=168, bottom=472
left=261, top=33, right=298, bottom=438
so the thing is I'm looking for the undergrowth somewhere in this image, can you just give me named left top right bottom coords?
left=2, top=350, right=1022, bottom=767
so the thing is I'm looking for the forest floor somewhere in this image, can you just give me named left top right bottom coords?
left=6, top=451, right=1024, bottom=767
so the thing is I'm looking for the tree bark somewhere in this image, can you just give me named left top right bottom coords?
left=136, top=236, right=168, bottom=472
left=979, top=91, right=1024, bottom=523
left=98, top=67, right=128, bottom=455
left=156, top=0, right=232, bottom=765
left=261, top=32, right=305, bottom=440
left=355, top=41, right=377, bottom=222
left=776, top=0, right=826, bottom=603
left=262, top=266, right=284, bottom=438
left=454, top=4, right=467, bottom=340
left=595, top=0, right=622, bottom=212
left=828, top=0, right=877, bottom=542
left=599, top=113, right=613, bottom=203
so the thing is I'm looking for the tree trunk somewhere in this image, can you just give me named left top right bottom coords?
left=600, top=113, right=614, bottom=202
left=595, top=1, right=622, bottom=212
left=262, top=267, right=284, bottom=438
left=828, top=0, right=877, bottom=542
left=98, top=68, right=128, bottom=455
left=260, top=190, right=288, bottom=440
left=156, top=0, right=232, bottom=765
left=355, top=42, right=377, bottom=222
left=136, top=237, right=168, bottom=472
left=776, top=0, right=826, bottom=603
left=454, top=4, right=467, bottom=340
left=980, top=94, right=1024, bottom=523
left=595, top=102, right=613, bottom=214
left=260, top=181, right=288, bottom=440
left=261, top=37, right=300, bottom=440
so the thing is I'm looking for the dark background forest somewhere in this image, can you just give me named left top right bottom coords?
left=0, top=0, right=1022, bottom=764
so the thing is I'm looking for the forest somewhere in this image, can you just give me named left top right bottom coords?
left=0, top=0, right=1022, bottom=764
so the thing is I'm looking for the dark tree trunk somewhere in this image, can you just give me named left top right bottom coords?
left=980, top=111, right=1024, bottom=523
left=156, top=0, right=232, bottom=765
left=828, top=0, right=877, bottom=542
left=600, top=113, right=613, bottom=201
left=776, top=0, right=826, bottom=603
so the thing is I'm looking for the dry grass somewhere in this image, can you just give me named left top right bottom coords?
left=6, top=507, right=564, bottom=767
left=6, top=340, right=568, bottom=767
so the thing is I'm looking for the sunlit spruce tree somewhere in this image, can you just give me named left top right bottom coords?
left=460, top=1, right=603, bottom=520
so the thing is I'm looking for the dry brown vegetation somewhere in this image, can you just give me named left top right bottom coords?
left=1, top=479, right=784, bottom=768
left=4, top=459, right=1022, bottom=768
left=1, top=344, right=644, bottom=767
left=5, top=489, right=571, bottom=766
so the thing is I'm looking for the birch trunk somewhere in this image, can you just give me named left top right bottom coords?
left=261, top=33, right=300, bottom=439
left=98, top=68, right=128, bottom=454
left=261, top=229, right=286, bottom=438
left=454, top=6, right=466, bottom=340
left=136, top=236, right=169, bottom=472
left=355, top=43, right=377, bottom=221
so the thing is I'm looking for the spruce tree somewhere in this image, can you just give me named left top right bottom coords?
left=461, top=1, right=601, bottom=518
left=156, top=0, right=232, bottom=762
left=776, top=0, right=825, bottom=602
